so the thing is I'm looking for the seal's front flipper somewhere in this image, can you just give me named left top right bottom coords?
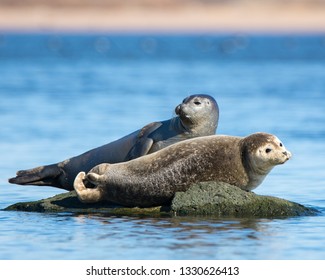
left=8, top=164, right=62, bottom=187
left=125, top=122, right=162, bottom=160
left=125, top=138, right=154, bottom=161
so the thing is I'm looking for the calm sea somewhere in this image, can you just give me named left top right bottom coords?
left=0, top=33, right=325, bottom=259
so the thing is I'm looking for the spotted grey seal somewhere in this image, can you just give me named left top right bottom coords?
left=9, top=94, right=219, bottom=191
left=74, top=132, right=291, bottom=207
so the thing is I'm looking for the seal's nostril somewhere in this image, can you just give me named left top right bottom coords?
left=283, top=151, right=287, bottom=156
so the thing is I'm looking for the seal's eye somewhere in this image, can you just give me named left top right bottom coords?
left=265, top=148, right=272, bottom=153
left=279, top=143, right=283, bottom=147
left=194, top=101, right=201, bottom=105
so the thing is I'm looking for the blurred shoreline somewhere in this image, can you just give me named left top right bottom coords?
left=1, top=1, right=325, bottom=33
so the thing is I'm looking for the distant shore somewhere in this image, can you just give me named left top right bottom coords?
left=1, top=2, right=325, bottom=33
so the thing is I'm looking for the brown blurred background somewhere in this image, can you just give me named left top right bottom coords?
left=0, top=0, right=325, bottom=32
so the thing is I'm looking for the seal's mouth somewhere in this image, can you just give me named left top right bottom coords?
left=280, top=150, right=292, bottom=164
left=284, top=150, right=292, bottom=159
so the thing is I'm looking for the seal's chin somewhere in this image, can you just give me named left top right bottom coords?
left=279, top=159, right=288, bottom=165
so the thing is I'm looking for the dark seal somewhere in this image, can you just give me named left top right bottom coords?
left=9, top=94, right=219, bottom=190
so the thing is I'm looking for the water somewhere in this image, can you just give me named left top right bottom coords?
left=0, top=33, right=325, bottom=260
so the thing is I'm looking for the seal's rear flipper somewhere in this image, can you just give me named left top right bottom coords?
left=8, top=164, right=62, bottom=187
left=74, top=172, right=103, bottom=203
left=86, top=172, right=103, bottom=184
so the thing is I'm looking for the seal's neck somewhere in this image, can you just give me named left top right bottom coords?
left=173, top=117, right=191, bottom=134
left=245, top=172, right=267, bottom=191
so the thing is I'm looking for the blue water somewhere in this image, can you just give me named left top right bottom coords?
left=0, top=33, right=325, bottom=260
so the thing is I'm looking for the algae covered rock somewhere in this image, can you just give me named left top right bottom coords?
left=5, top=182, right=318, bottom=218
left=5, top=191, right=167, bottom=216
left=171, top=182, right=317, bottom=217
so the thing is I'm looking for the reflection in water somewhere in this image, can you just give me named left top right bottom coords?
left=68, top=213, right=281, bottom=259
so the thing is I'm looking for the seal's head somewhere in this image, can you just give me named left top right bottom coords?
left=241, top=132, right=291, bottom=190
left=175, top=94, right=219, bottom=135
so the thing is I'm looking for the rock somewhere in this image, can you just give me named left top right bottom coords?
left=4, top=182, right=318, bottom=218
left=4, top=191, right=168, bottom=216
left=171, top=182, right=318, bottom=217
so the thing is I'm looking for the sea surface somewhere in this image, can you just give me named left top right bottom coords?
left=0, top=33, right=325, bottom=260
